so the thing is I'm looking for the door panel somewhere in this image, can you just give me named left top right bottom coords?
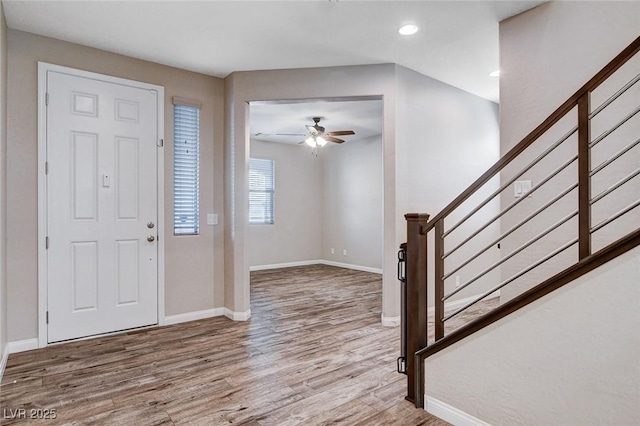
left=47, top=71, right=159, bottom=343
left=116, top=240, right=140, bottom=306
left=71, top=132, right=98, bottom=220
left=71, top=241, right=98, bottom=311
left=115, top=136, right=140, bottom=220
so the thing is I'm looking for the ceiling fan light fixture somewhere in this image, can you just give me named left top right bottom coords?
left=316, top=136, right=328, bottom=147
left=399, top=24, right=419, bottom=36
left=305, top=136, right=316, bottom=147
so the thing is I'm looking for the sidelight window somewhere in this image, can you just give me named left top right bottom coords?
left=173, top=98, right=201, bottom=235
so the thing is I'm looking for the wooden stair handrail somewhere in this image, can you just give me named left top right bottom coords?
left=417, top=229, right=640, bottom=359
left=407, top=34, right=640, bottom=409
left=421, top=35, right=640, bottom=234
left=413, top=229, right=640, bottom=408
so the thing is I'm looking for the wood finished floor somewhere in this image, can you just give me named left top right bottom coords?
left=0, top=265, right=494, bottom=425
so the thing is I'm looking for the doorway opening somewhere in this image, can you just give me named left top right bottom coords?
left=246, top=96, right=384, bottom=319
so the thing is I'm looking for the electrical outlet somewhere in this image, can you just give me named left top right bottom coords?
left=343, top=249, right=347, bottom=256
left=331, top=248, right=335, bottom=255
left=455, top=276, right=461, bottom=287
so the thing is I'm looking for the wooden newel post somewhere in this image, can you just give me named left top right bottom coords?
left=404, top=213, right=430, bottom=404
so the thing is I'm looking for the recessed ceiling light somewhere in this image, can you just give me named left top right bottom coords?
left=399, top=24, right=419, bottom=36
left=489, top=70, right=501, bottom=77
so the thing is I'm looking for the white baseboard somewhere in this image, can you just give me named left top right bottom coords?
left=320, top=260, right=383, bottom=274
left=250, top=259, right=383, bottom=275
left=8, top=338, right=39, bottom=354
left=380, top=291, right=501, bottom=329
left=425, top=396, right=492, bottom=426
left=224, top=308, right=252, bottom=321
left=164, top=308, right=225, bottom=326
left=381, top=314, right=400, bottom=327
left=250, top=260, right=322, bottom=271
left=428, top=291, right=501, bottom=316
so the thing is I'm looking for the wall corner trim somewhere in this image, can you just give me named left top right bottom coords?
left=425, top=396, right=492, bottom=426
left=0, top=346, right=9, bottom=381
left=8, top=338, right=39, bottom=354
left=381, top=314, right=400, bottom=327
left=163, top=308, right=225, bottom=326
left=224, top=308, right=252, bottom=321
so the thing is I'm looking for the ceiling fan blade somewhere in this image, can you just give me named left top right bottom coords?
left=326, top=130, right=355, bottom=136
left=325, top=136, right=345, bottom=144
left=306, top=125, right=319, bottom=136
left=276, top=133, right=306, bottom=136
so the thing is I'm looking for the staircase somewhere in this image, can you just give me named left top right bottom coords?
left=398, top=35, right=640, bottom=411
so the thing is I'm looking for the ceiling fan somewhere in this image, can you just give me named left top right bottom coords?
left=278, top=117, right=355, bottom=148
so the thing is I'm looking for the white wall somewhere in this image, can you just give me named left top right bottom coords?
left=248, top=139, right=323, bottom=267
left=322, top=135, right=383, bottom=270
left=499, top=1, right=640, bottom=302
left=395, top=65, right=501, bottom=306
left=425, top=246, right=640, bottom=425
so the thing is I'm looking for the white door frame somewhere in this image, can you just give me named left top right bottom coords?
left=37, top=62, right=165, bottom=348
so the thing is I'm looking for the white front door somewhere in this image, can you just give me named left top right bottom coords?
left=45, top=68, right=160, bottom=343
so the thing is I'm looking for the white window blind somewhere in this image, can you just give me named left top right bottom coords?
left=173, top=102, right=200, bottom=235
left=249, top=158, right=275, bottom=224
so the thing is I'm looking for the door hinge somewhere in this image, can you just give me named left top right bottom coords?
left=46, top=236, right=49, bottom=249
left=45, top=93, right=49, bottom=106
left=46, top=311, right=49, bottom=324
left=157, top=138, right=164, bottom=147
left=45, top=161, right=49, bottom=174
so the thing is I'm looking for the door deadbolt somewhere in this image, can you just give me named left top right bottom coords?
left=147, top=235, right=155, bottom=242
left=147, top=222, right=155, bottom=229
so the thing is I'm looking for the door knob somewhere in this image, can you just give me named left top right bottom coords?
left=147, top=235, right=155, bottom=242
left=147, top=222, right=155, bottom=229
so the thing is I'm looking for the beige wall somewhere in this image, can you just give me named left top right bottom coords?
left=0, top=3, right=8, bottom=358
left=248, top=139, right=323, bottom=266
left=227, top=63, right=499, bottom=321
left=7, top=30, right=225, bottom=341
left=422, top=3, right=640, bottom=422
left=224, top=65, right=398, bottom=318
left=249, top=134, right=383, bottom=272
left=322, top=135, right=383, bottom=270
left=395, top=65, right=501, bottom=306
left=499, top=1, right=640, bottom=302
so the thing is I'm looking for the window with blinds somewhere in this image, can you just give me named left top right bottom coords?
left=249, top=158, right=275, bottom=224
left=173, top=99, right=201, bottom=235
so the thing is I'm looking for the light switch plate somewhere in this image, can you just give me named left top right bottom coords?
left=514, top=180, right=532, bottom=198
left=207, top=213, right=218, bottom=225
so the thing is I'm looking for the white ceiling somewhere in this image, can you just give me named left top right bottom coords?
left=3, top=0, right=545, bottom=104
left=250, top=98, right=383, bottom=145
left=4, top=0, right=544, bottom=147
